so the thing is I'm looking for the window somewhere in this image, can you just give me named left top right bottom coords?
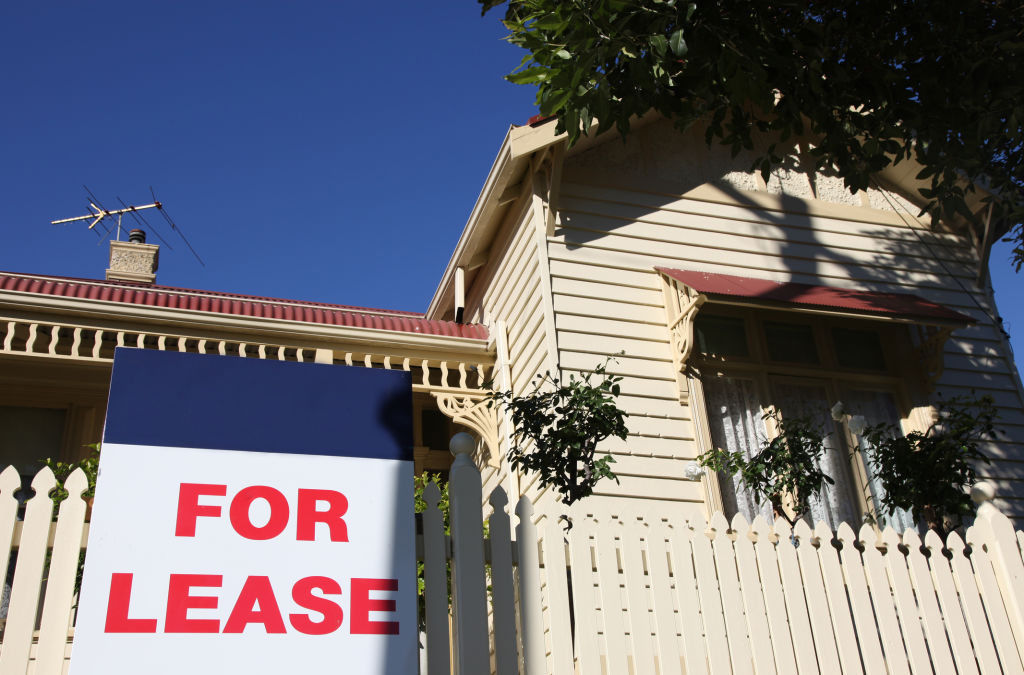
left=692, top=309, right=916, bottom=528
left=658, top=266, right=972, bottom=528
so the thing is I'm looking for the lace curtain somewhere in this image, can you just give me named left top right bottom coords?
left=702, top=377, right=774, bottom=524
left=703, top=377, right=859, bottom=529
left=773, top=383, right=858, bottom=530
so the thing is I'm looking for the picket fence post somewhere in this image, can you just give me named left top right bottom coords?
left=447, top=432, right=489, bottom=674
left=0, top=466, right=57, bottom=674
left=539, top=516, right=575, bottom=675
left=974, top=482, right=1024, bottom=661
left=421, top=480, right=451, bottom=675
left=488, top=487, right=519, bottom=675
left=35, top=469, right=89, bottom=675
left=0, top=467, right=20, bottom=606
left=514, top=497, right=546, bottom=675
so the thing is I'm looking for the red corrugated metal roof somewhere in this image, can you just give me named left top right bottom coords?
left=656, top=267, right=974, bottom=324
left=0, top=271, right=489, bottom=340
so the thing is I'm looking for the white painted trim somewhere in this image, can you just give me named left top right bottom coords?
left=531, top=173, right=562, bottom=378
left=0, top=290, right=492, bottom=358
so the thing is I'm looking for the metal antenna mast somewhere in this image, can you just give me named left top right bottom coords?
left=51, top=200, right=163, bottom=241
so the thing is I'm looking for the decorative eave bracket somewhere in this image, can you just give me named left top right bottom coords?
left=913, top=324, right=955, bottom=391
left=659, top=273, right=708, bottom=405
left=430, top=392, right=501, bottom=468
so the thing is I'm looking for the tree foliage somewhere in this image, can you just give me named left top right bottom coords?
left=481, top=0, right=1024, bottom=266
left=855, top=396, right=997, bottom=535
left=488, top=358, right=628, bottom=508
left=698, top=408, right=833, bottom=526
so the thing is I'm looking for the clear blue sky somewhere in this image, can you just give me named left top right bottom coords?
left=2, top=2, right=1021, bottom=363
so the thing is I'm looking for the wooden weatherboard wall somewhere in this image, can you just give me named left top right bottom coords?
left=543, top=117, right=1024, bottom=524
left=464, top=184, right=556, bottom=509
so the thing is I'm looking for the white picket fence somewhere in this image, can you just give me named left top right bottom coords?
left=4, top=442, right=1024, bottom=674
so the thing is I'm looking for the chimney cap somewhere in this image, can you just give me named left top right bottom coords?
left=128, top=229, right=146, bottom=244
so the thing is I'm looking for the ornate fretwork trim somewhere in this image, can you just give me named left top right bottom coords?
left=914, top=324, right=954, bottom=390
left=659, top=274, right=708, bottom=404
left=431, top=393, right=500, bottom=468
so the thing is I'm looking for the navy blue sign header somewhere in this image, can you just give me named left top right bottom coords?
left=104, top=349, right=412, bottom=461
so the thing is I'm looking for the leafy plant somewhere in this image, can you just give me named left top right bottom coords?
left=43, top=442, right=100, bottom=509
left=480, top=0, right=1024, bottom=267
left=854, top=396, right=997, bottom=536
left=487, top=357, right=628, bottom=508
left=698, top=408, right=833, bottom=526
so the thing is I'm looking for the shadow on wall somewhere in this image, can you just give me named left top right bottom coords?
left=551, top=122, right=1016, bottom=410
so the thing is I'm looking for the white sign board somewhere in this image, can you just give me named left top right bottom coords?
left=71, top=350, right=417, bottom=674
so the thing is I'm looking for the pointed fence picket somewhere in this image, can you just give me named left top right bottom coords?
left=421, top=480, right=451, bottom=675
left=487, top=488, right=518, bottom=675
left=10, top=456, right=1024, bottom=675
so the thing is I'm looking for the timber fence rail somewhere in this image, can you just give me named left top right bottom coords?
left=3, top=456, right=1024, bottom=674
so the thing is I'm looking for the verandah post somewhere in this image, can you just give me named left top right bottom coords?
left=447, top=432, right=489, bottom=675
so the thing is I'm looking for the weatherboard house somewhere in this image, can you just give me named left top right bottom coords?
left=3, top=115, right=1024, bottom=672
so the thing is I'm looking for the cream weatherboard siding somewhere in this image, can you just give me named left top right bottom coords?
left=541, top=118, right=1024, bottom=524
left=465, top=190, right=556, bottom=509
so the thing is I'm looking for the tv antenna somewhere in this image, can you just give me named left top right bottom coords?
left=52, top=200, right=162, bottom=240
left=51, top=186, right=205, bottom=266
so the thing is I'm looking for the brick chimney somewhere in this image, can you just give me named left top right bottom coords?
left=106, top=229, right=159, bottom=283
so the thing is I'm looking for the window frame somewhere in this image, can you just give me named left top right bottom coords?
left=689, top=307, right=922, bottom=525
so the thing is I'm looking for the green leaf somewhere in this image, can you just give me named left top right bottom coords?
left=669, top=29, right=688, bottom=57
left=534, top=16, right=568, bottom=31
left=506, top=66, right=552, bottom=84
left=649, top=34, right=668, bottom=57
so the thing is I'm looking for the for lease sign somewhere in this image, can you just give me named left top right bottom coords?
left=70, top=349, right=417, bottom=674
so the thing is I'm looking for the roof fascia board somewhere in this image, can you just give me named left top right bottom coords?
left=426, top=118, right=617, bottom=319
left=0, top=290, right=491, bottom=357
left=426, top=128, right=519, bottom=319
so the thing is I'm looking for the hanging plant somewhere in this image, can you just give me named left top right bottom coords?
left=487, top=357, right=629, bottom=509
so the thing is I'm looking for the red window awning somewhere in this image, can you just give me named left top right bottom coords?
left=656, top=267, right=973, bottom=325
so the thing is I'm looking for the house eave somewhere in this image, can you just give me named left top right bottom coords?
left=0, top=289, right=493, bottom=361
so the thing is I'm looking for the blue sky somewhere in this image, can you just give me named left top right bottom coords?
left=2, top=2, right=1021, bottom=362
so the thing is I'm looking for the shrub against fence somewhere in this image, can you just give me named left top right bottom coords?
left=4, top=451, right=1024, bottom=674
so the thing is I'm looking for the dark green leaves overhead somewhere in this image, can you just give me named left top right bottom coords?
left=481, top=0, right=1024, bottom=269
left=668, top=29, right=687, bottom=57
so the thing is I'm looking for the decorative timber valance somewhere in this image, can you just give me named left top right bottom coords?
left=656, top=267, right=975, bottom=401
